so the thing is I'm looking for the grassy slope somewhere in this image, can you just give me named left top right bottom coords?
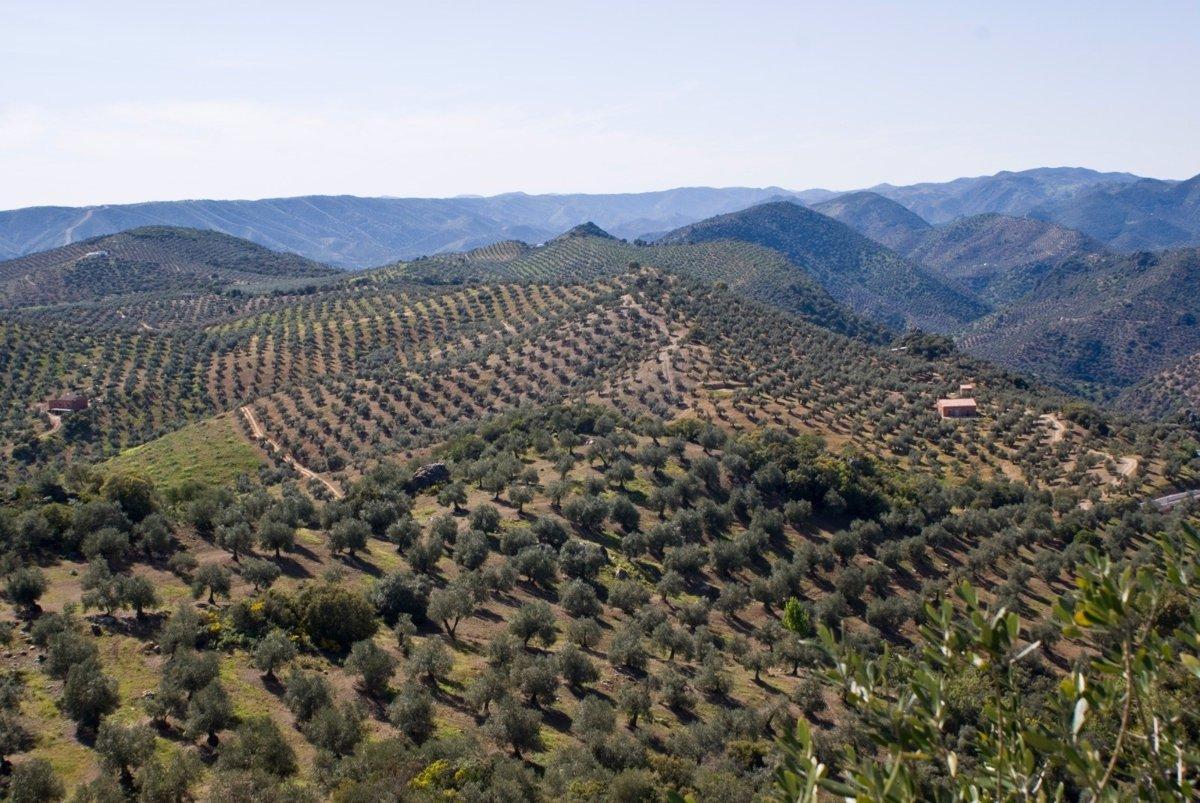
left=102, top=414, right=264, bottom=496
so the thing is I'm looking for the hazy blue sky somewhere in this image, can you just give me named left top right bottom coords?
left=2, top=1, right=1197, bottom=208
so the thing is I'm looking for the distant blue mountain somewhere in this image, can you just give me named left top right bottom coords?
left=2, top=167, right=1191, bottom=268
left=0, top=188, right=794, bottom=268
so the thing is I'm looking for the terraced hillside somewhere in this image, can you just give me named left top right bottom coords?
left=2, top=232, right=1199, bottom=800
left=2, top=258, right=1172, bottom=498
left=1116, top=351, right=1200, bottom=420
left=656, top=202, right=987, bottom=332
left=386, top=227, right=887, bottom=342
left=0, top=226, right=339, bottom=310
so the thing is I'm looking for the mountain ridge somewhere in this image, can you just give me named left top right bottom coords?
left=0, top=167, right=1180, bottom=269
left=1030, top=173, right=1200, bottom=250
left=656, top=201, right=987, bottom=332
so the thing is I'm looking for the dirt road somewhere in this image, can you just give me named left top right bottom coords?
left=239, top=406, right=344, bottom=499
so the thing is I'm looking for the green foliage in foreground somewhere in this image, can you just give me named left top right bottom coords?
left=773, top=527, right=1200, bottom=802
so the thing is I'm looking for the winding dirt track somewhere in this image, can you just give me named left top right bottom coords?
left=1040, top=413, right=1067, bottom=444
left=239, top=406, right=343, bottom=499
left=1042, top=412, right=1137, bottom=479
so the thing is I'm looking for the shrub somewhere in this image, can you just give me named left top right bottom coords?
left=284, top=669, right=331, bottom=723
left=253, top=629, right=297, bottom=681
left=346, top=639, right=396, bottom=698
left=371, top=570, right=429, bottom=624
left=299, top=583, right=377, bottom=650
left=216, top=716, right=297, bottom=778
left=388, top=682, right=435, bottom=744
left=560, top=579, right=602, bottom=619
left=486, top=701, right=542, bottom=759
left=9, top=759, right=65, bottom=803
left=302, top=700, right=364, bottom=757
left=409, top=639, right=453, bottom=685
left=61, top=658, right=119, bottom=729
left=5, top=568, right=46, bottom=614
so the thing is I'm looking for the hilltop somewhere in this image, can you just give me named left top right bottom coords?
left=656, top=201, right=986, bottom=332
left=866, top=166, right=1143, bottom=224
left=810, top=191, right=931, bottom=252
left=0, top=226, right=339, bottom=310
left=384, top=226, right=886, bottom=342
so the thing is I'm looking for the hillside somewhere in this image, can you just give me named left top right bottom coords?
left=867, top=167, right=1142, bottom=224
left=0, top=258, right=1168, bottom=496
left=1116, top=350, right=1200, bottom=420
left=1, top=239, right=1197, bottom=800
left=656, top=202, right=987, bottom=332
left=384, top=227, right=886, bottom=342
left=810, top=191, right=931, bottom=252
left=1031, top=172, right=1200, bottom=251
left=903, top=213, right=1106, bottom=304
left=0, top=226, right=339, bottom=310
left=959, top=247, right=1200, bottom=394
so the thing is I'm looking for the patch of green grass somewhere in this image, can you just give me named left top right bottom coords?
left=220, top=653, right=276, bottom=720
left=22, top=671, right=97, bottom=791
left=102, top=414, right=263, bottom=497
left=97, top=634, right=162, bottom=724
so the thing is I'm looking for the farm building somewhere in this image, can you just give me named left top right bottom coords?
left=47, top=393, right=90, bottom=412
left=937, top=398, right=978, bottom=418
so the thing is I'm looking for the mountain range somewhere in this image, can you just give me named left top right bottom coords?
left=3, top=167, right=1198, bottom=268
left=6, top=164, right=1200, bottom=417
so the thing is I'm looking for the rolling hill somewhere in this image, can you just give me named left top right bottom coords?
left=1116, top=351, right=1200, bottom=420
left=0, top=226, right=339, bottom=310
left=902, top=213, right=1106, bottom=304
left=810, top=191, right=931, bottom=252
left=959, top=247, right=1200, bottom=393
left=4, top=168, right=1187, bottom=274
left=814, top=196, right=1108, bottom=306
left=0, top=218, right=1195, bottom=801
left=383, top=224, right=887, bottom=342
left=656, top=201, right=987, bottom=332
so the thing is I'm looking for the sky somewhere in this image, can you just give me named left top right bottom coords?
left=2, top=0, right=1198, bottom=209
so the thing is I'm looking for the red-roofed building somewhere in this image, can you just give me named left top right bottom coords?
left=47, top=393, right=89, bottom=413
left=937, top=398, right=977, bottom=418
